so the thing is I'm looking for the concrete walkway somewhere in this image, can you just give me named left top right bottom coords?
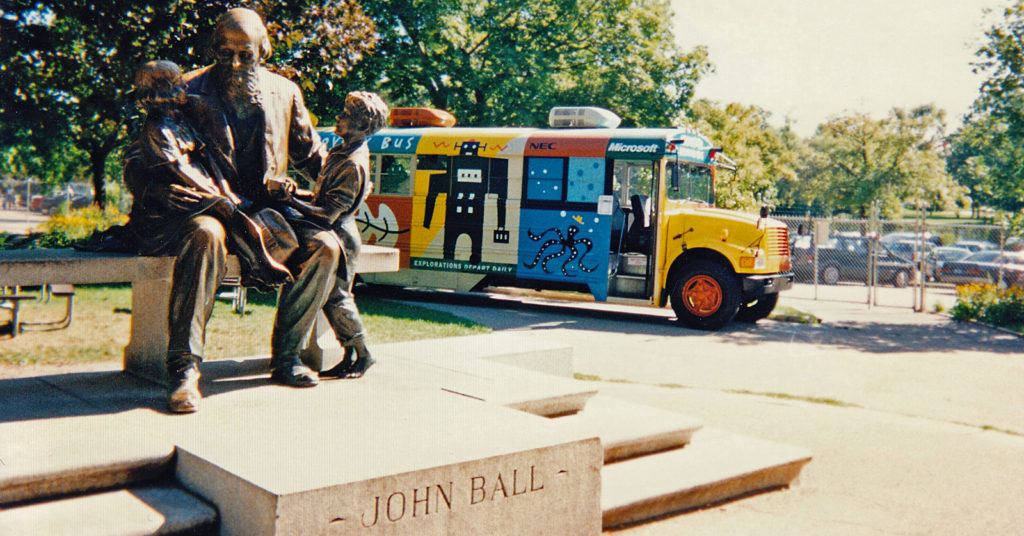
left=390, top=287, right=1024, bottom=535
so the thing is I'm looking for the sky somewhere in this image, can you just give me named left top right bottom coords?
left=672, top=0, right=1007, bottom=137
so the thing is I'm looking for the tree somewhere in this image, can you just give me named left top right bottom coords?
left=0, top=1, right=375, bottom=206
left=948, top=1, right=1024, bottom=228
left=687, top=100, right=802, bottom=211
left=802, top=106, right=960, bottom=218
left=339, top=0, right=710, bottom=128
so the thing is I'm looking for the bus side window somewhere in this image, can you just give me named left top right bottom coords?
left=566, top=157, right=605, bottom=203
left=526, top=157, right=565, bottom=201
left=377, top=154, right=414, bottom=195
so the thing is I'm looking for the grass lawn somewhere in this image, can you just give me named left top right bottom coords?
left=0, top=284, right=490, bottom=366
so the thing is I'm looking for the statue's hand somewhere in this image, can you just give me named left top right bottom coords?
left=266, top=177, right=297, bottom=201
left=168, top=184, right=218, bottom=211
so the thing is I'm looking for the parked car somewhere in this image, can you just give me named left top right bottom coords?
left=928, top=247, right=972, bottom=282
left=934, top=250, right=1024, bottom=287
left=951, top=240, right=998, bottom=253
left=791, top=235, right=915, bottom=287
left=881, top=231, right=942, bottom=247
left=885, top=240, right=935, bottom=279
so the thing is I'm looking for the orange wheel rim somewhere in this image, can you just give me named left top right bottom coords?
left=682, top=275, right=722, bottom=317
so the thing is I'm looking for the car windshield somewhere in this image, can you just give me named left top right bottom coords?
left=934, top=248, right=970, bottom=261
left=964, top=251, right=1000, bottom=263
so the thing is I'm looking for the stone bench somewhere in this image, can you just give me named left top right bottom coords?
left=0, top=246, right=399, bottom=383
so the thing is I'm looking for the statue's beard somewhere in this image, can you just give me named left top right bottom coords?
left=215, top=64, right=260, bottom=117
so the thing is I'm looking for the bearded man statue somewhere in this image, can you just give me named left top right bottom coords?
left=160, top=7, right=338, bottom=413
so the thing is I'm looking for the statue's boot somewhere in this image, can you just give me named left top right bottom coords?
left=319, top=346, right=355, bottom=378
left=269, top=354, right=320, bottom=388
left=320, top=340, right=373, bottom=379
left=344, top=342, right=376, bottom=379
left=166, top=353, right=201, bottom=413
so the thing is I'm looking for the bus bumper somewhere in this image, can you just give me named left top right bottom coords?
left=742, top=272, right=794, bottom=297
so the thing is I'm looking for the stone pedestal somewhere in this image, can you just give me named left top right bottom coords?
left=175, top=385, right=602, bottom=536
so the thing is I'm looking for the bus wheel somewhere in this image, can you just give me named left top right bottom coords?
left=670, top=260, right=741, bottom=331
left=735, top=293, right=779, bottom=323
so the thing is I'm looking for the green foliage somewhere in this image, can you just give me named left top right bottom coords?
left=950, top=284, right=1024, bottom=333
left=948, top=1, right=1024, bottom=225
left=0, top=1, right=376, bottom=205
left=5, top=205, right=131, bottom=249
left=0, top=143, right=91, bottom=191
left=801, top=107, right=962, bottom=218
left=339, top=0, right=710, bottom=127
left=40, top=205, right=127, bottom=238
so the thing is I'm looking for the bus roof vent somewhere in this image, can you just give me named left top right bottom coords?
left=548, top=106, right=621, bottom=129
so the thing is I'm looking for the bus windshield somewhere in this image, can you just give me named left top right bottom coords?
left=668, top=161, right=714, bottom=205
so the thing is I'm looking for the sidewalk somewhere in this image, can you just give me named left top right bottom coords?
left=0, top=207, right=47, bottom=235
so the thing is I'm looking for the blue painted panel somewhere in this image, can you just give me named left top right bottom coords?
left=367, top=133, right=421, bottom=154
left=527, top=178, right=562, bottom=201
left=566, top=157, right=605, bottom=203
left=517, top=208, right=611, bottom=300
left=528, top=157, right=564, bottom=179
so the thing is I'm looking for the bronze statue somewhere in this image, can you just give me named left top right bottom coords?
left=154, top=8, right=338, bottom=412
left=277, top=91, right=389, bottom=379
left=130, top=60, right=293, bottom=291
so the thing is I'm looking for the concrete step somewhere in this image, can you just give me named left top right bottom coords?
left=0, top=485, right=217, bottom=536
left=0, top=454, right=173, bottom=507
left=383, top=333, right=597, bottom=417
left=442, top=360, right=597, bottom=416
left=552, top=395, right=703, bottom=463
left=601, top=428, right=812, bottom=529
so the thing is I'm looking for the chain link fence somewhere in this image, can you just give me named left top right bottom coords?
left=776, top=211, right=1019, bottom=312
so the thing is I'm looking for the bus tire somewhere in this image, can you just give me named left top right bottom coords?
left=669, top=260, right=741, bottom=331
left=735, top=293, right=779, bottom=323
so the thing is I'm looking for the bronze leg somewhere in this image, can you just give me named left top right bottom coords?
left=165, top=215, right=227, bottom=412
left=270, top=229, right=340, bottom=387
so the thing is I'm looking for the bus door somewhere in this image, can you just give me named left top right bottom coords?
left=610, top=160, right=658, bottom=298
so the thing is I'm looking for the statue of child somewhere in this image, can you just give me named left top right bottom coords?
left=276, top=91, right=389, bottom=378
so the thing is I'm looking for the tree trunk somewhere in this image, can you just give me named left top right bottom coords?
left=89, top=147, right=109, bottom=209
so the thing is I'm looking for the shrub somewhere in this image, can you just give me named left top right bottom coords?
left=984, top=287, right=1024, bottom=328
left=950, top=284, right=996, bottom=322
left=951, top=283, right=1024, bottom=332
left=35, top=205, right=127, bottom=248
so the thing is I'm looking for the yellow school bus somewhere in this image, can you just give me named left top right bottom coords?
left=323, top=107, right=793, bottom=330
